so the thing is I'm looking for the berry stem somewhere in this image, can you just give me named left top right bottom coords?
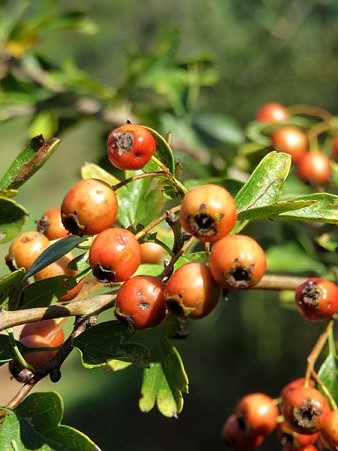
left=150, top=155, right=188, bottom=197
left=134, top=205, right=181, bottom=241
left=305, top=318, right=334, bottom=384
left=287, top=104, right=332, bottom=122
left=112, top=171, right=167, bottom=191
left=160, top=236, right=196, bottom=280
left=254, top=274, right=307, bottom=290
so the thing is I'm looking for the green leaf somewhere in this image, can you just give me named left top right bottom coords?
left=0, top=392, right=100, bottom=450
left=81, top=162, right=120, bottom=186
left=0, top=136, right=60, bottom=190
left=138, top=331, right=188, bottom=418
left=237, top=199, right=314, bottom=221
left=245, top=120, right=272, bottom=146
left=73, top=321, right=150, bottom=369
left=0, top=197, right=28, bottom=244
left=318, top=329, right=338, bottom=405
left=235, top=151, right=291, bottom=212
left=277, top=193, right=338, bottom=224
left=0, top=270, right=25, bottom=306
left=142, top=126, right=175, bottom=175
left=317, top=232, right=338, bottom=252
left=0, top=334, right=15, bottom=364
left=20, top=275, right=78, bottom=309
left=24, top=235, right=87, bottom=280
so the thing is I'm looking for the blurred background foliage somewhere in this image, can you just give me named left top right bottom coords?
left=0, top=0, right=337, bottom=449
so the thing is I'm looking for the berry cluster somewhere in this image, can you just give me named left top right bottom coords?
left=255, top=102, right=335, bottom=186
left=221, top=377, right=338, bottom=450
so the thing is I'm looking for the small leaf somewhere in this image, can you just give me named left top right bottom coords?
left=237, top=199, right=315, bottom=221
left=142, top=126, right=175, bottom=175
left=73, top=321, right=150, bottom=368
left=138, top=332, right=188, bottom=418
left=235, top=151, right=291, bottom=212
left=25, top=235, right=87, bottom=280
left=318, top=329, right=338, bottom=405
left=317, top=232, right=338, bottom=252
left=0, top=392, right=100, bottom=450
left=0, top=136, right=60, bottom=190
left=81, top=162, right=120, bottom=186
left=0, top=334, right=15, bottom=364
left=0, top=270, right=25, bottom=306
left=0, top=197, right=28, bottom=244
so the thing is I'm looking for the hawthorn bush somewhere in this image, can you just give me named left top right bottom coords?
left=0, top=2, right=338, bottom=451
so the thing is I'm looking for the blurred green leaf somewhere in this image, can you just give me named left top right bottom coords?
left=266, top=241, right=326, bottom=274
left=318, top=329, right=338, bottom=405
left=73, top=321, right=150, bottom=369
left=245, top=120, right=272, bottom=146
left=81, top=163, right=120, bottom=186
left=193, top=113, right=245, bottom=146
left=24, top=235, right=87, bottom=280
left=235, top=151, right=291, bottom=212
left=317, top=232, right=338, bottom=252
left=0, top=136, right=60, bottom=190
left=0, top=392, right=100, bottom=450
left=28, top=110, right=59, bottom=139
left=0, top=334, right=15, bottom=364
left=0, top=196, right=28, bottom=244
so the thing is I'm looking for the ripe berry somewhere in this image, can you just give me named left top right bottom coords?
left=34, top=252, right=83, bottom=301
left=297, top=151, right=332, bottom=185
left=277, top=420, right=319, bottom=449
left=256, top=102, right=288, bottom=123
left=271, top=126, right=308, bottom=163
left=280, top=378, right=314, bottom=400
left=107, top=123, right=156, bottom=170
left=331, top=136, right=338, bottom=162
left=320, top=409, right=338, bottom=448
left=164, top=262, right=221, bottom=319
left=295, top=278, right=338, bottom=321
left=6, top=231, right=50, bottom=271
left=115, top=275, right=166, bottom=329
left=140, top=242, right=166, bottom=264
left=234, top=392, right=278, bottom=437
left=280, top=385, right=330, bottom=435
left=179, top=184, right=237, bottom=242
left=221, top=414, right=264, bottom=450
left=37, top=207, right=69, bottom=240
left=210, top=234, right=266, bottom=289
left=89, top=228, right=141, bottom=283
left=19, top=320, right=65, bottom=369
left=61, top=178, right=118, bottom=236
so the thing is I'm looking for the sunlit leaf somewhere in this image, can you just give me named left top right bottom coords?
left=0, top=197, right=28, bottom=243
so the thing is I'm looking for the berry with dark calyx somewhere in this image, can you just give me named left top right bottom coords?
left=140, top=242, right=167, bottom=264
left=221, top=414, right=264, bottom=450
left=37, top=207, right=69, bottom=240
left=61, top=178, right=118, bottom=236
left=256, top=102, right=288, bottom=123
left=280, top=385, right=330, bottom=435
left=89, top=227, right=142, bottom=283
left=277, top=420, right=319, bottom=449
left=164, top=262, right=222, bottom=320
left=115, top=275, right=166, bottom=329
left=234, top=392, right=278, bottom=437
left=320, top=409, right=338, bottom=448
left=295, top=278, right=338, bottom=321
left=297, top=151, right=332, bottom=185
left=107, top=123, right=156, bottom=170
left=34, top=252, right=83, bottom=301
left=6, top=231, right=50, bottom=271
left=210, top=234, right=266, bottom=289
left=179, top=184, right=237, bottom=243
left=271, top=125, right=308, bottom=163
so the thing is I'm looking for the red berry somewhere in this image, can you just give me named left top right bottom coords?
left=256, top=102, right=288, bottom=123
left=280, top=378, right=314, bottom=400
left=107, top=123, right=156, bottom=170
left=221, top=414, right=265, bottom=450
left=320, top=409, right=338, bottom=448
left=7, top=231, right=50, bottom=271
left=37, top=207, right=69, bottom=240
left=89, top=228, right=141, bottom=283
left=331, top=136, right=338, bottom=162
left=271, top=126, right=308, bottom=163
left=115, top=275, right=166, bottom=329
left=164, top=262, right=221, bottom=319
left=61, top=178, right=118, bottom=236
left=34, top=252, right=83, bottom=301
left=297, top=151, right=332, bottom=185
left=234, top=392, right=278, bottom=437
left=20, top=319, right=65, bottom=343
left=280, top=385, right=330, bottom=435
left=295, top=278, right=338, bottom=321
left=277, top=420, right=319, bottom=449
left=210, top=234, right=266, bottom=289
left=179, top=184, right=237, bottom=242
left=140, top=242, right=166, bottom=264
left=20, top=333, right=64, bottom=368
